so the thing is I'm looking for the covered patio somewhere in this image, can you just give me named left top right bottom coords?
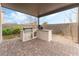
left=0, top=35, right=79, bottom=56
left=0, top=3, right=79, bottom=56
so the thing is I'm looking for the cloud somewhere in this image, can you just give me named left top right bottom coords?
left=3, top=11, right=37, bottom=24
left=11, top=12, right=27, bottom=20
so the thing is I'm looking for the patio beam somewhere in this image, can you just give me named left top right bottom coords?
left=0, top=3, right=3, bottom=43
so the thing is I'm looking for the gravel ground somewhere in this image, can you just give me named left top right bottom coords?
left=0, top=36, right=79, bottom=56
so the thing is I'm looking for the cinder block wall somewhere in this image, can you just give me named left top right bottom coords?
left=43, top=23, right=78, bottom=43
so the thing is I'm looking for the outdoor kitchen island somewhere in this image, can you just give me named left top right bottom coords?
left=37, top=29, right=53, bottom=41
left=20, top=28, right=37, bottom=42
left=20, top=28, right=53, bottom=42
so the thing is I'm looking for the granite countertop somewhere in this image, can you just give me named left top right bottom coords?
left=38, top=29, right=52, bottom=32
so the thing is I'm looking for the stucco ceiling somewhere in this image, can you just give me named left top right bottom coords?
left=2, top=3, right=79, bottom=17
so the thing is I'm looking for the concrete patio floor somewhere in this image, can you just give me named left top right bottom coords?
left=0, top=35, right=79, bottom=56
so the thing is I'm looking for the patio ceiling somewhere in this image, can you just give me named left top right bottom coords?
left=2, top=3, right=79, bottom=17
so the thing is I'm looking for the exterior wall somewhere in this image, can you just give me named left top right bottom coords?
left=43, top=23, right=78, bottom=43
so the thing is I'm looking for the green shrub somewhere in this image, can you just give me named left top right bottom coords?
left=12, top=28, right=20, bottom=34
left=2, top=25, right=22, bottom=35
left=3, top=28, right=13, bottom=35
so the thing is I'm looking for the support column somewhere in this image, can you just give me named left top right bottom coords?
left=78, top=7, right=79, bottom=43
left=38, top=17, right=40, bottom=29
left=0, top=3, right=3, bottom=43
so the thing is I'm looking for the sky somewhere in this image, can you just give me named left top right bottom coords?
left=2, top=7, right=37, bottom=24
left=40, top=7, right=78, bottom=24
left=2, top=7, right=78, bottom=24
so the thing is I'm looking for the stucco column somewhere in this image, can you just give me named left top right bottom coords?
left=0, top=4, right=3, bottom=43
left=78, top=7, right=79, bottom=43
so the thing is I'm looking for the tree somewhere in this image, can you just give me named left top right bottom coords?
left=42, top=22, right=48, bottom=26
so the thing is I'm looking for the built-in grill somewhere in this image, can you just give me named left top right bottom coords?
left=20, top=28, right=37, bottom=42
